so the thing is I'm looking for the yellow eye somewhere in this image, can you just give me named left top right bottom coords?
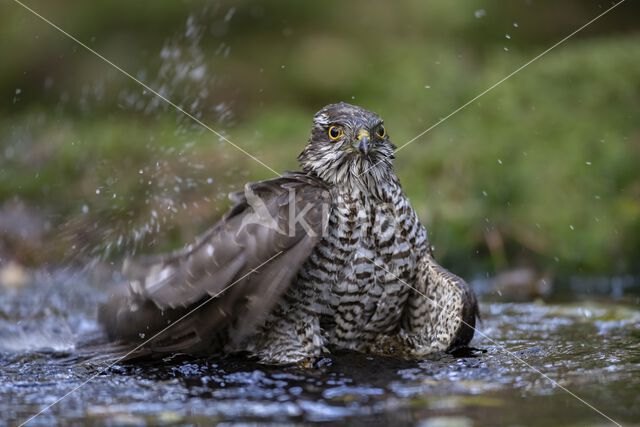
left=376, top=125, right=386, bottom=138
left=328, top=125, right=343, bottom=141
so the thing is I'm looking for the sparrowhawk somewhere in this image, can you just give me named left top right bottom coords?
left=99, top=102, right=479, bottom=365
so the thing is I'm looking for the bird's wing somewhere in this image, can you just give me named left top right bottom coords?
left=404, top=252, right=479, bottom=353
left=98, top=172, right=331, bottom=354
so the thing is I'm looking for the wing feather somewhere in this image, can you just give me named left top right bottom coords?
left=98, top=172, right=330, bottom=355
left=421, top=255, right=478, bottom=351
left=403, top=252, right=479, bottom=353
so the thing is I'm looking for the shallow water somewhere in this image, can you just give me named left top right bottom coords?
left=1, top=269, right=639, bottom=426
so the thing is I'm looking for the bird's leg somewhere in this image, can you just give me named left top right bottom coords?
left=252, top=307, right=327, bottom=366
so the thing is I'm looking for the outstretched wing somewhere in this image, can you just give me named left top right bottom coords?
left=403, top=252, right=479, bottom=353
left=98, top=172, right=331, bottom=355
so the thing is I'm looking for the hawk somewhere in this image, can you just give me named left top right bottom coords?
left=99, top=102, right=478, bottom=365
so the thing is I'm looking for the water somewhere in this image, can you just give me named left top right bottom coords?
left=1, top=269, right=638, bottom=426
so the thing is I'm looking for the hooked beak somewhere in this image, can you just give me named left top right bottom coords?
left=355, top=129, right=370, bottom=155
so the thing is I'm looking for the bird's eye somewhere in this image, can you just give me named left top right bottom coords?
left=376, top=125, right=386, bottom=138
left=328, top=126, right=343, bottom=141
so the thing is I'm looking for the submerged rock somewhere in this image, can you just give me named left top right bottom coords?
left=488, top=268, right=553, bottom=301
left=0, top=261, right=29, bottom=290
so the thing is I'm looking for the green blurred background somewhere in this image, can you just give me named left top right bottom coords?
left=0, top=0, right=639, bottom=286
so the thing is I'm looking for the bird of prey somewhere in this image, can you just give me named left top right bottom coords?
left=99, top=102, right=478, bottom=365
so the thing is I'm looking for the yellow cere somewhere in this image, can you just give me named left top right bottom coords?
left=356, top=129, right=370, bottom=141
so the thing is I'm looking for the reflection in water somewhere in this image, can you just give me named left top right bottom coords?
left=1, top=268, right=638, bottom=426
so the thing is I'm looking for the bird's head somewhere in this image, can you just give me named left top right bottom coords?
left=298, top=103, right=396, bottom=189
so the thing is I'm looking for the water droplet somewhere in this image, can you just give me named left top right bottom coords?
left=189, top=65, right=206, bottom=81
left=224, top=7, right=236, bottom=22
left=474, top=9, right=486, bottom=19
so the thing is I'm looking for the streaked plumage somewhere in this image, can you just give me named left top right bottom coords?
left=99, top=102, right=478, bottom=365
